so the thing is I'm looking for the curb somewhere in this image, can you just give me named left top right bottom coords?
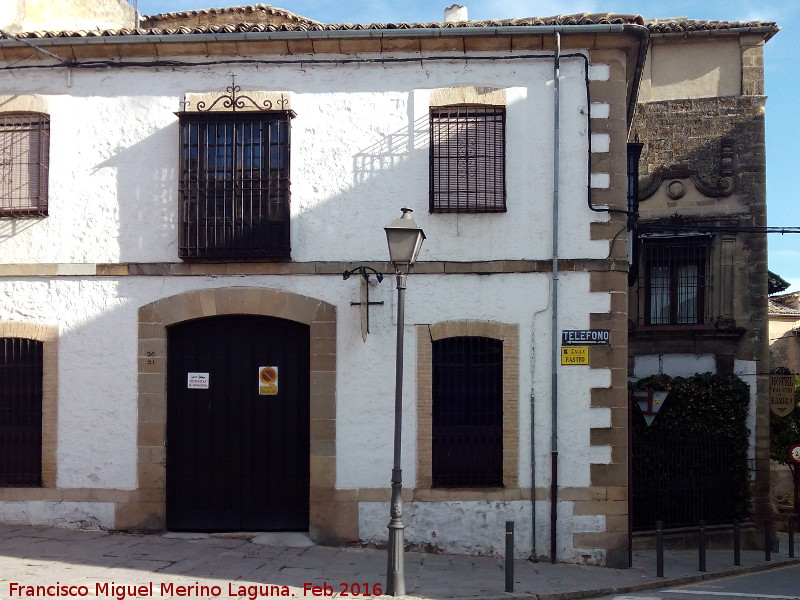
left=423, top=557, right=800, bottom=600
left=530, top=557, right=800, bottom=600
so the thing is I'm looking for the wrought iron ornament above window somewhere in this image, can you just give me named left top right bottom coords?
left=181, top=87, right=290, bottom=113
left=178, top=112, right=292, bottom=259
left=0, top=113, right=49, bottom=218
left=430, top=105, right=506, bottom=214
left=180, top=76, right=292, bottom=114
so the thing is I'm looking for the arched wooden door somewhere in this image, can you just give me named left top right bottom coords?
left=166, top=315, right=309, bottom=531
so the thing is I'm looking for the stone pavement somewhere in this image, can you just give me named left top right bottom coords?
left=0, top=524, right=798, bottom=600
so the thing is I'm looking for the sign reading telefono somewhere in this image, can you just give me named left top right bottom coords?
left=561, top=329, right=610, bottom=346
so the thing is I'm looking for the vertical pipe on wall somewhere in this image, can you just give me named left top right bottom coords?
left=530, top=327, right=537, bottom=559
left=550, top=31, right=561, bottom=565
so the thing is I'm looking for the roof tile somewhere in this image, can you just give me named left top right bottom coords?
left=0, top=6, right=778, bottom=41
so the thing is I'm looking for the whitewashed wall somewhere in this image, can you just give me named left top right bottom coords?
left=0, top=50, right=619, bottom=562
left=0, top=54, right=607, bottom=264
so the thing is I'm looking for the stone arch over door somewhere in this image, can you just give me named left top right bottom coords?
left=123, top=287, right=336, bottom=539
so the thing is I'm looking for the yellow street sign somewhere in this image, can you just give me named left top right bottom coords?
left=561, top=346, right=589, bottom=365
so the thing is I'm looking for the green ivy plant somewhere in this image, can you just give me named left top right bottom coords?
left=630, top=373, right=752, bottom=521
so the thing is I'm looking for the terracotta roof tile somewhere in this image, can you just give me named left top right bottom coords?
left=645, top=17, right=778, bottom=36
left=770, top=298, right=800, bottom=316
left=141, top=3, right=321, bottom=26
left=0, top=7, right=779, bottom=41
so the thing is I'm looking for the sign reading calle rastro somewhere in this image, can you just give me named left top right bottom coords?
left=561, top=346, right=589, bottom=365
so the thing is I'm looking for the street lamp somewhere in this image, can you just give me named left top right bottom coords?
left=384, top=207, right=425, bottom=597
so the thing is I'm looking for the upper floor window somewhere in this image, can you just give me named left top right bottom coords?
left=432, top=336, right=503, bottom=487
left=0, top=337, right=43, bottom=487
left=641, top=237, right=710, bottom=326
left=179, top=112, right=291, bottom=259
left=429, top=105, right=506, bottom=214
left=0, top=113, right=49, bottom=217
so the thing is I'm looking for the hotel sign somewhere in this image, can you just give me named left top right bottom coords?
left=769, top=374, right=796, bottom=417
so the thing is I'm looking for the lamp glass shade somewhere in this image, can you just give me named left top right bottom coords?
left=384, top=209, right=425, bottom=266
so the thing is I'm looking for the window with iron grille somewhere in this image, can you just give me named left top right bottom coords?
left=429, top=106, right=506, bottom=213
left=640, top=238, right=712, bottom=326
left=0, top=338, right=43, bottom=487
left=432, top=336, right=503, bottom=487
left=0, top=113, right=49, bottom=217
left=179, top=112, right=291, bottom=259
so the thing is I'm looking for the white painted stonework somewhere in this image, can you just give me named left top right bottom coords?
left=0, top=43, right=622, bottom=565
left=0, top=501, right=115, bottom=529
left=0, top=56, right=609, bottom=265
left=735, top=360, right=759, bottom=472
left=359, top=501, right=532, bottom=558
left=633, top=354, right=717, bottom=379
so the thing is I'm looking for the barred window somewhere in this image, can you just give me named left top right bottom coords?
left=429, top=106, right=506, bottom=213
left=0, top=338, right=43, bottom=487
left=0, top=113, right=49, bottom=217
left=432, top=336, right=503, bottom=488
left=179, top=112, right=291, bottom=259
left=641, top=238, right=711, bottom=326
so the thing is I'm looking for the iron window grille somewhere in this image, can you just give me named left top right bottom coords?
left=639, top=237, right=712, bottom=326
left=429, top=105, right=506, bottom=213
left=0, top=113, right=49, bottom=218
left=0, top=338, right=43, bottom=487
left=432, top=336, right=503, bottom=488
left=179, top=112, right=291, bottom=259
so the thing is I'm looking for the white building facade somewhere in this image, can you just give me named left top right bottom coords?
left=0, top=6, right=646, bottom=567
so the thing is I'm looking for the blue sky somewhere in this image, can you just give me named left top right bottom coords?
left=136, top=1, right=800, bottom=291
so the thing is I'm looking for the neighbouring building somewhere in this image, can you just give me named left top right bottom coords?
left=769, top=292, right=800, bottom=370
left=0, top=1, right=777, bottom=566
left=628, top=18, right=776, bottom=536
left=768, top=292, right=800, bottom=508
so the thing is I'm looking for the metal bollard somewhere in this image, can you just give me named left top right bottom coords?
left=765, top=519, right=772, bottom=562
left=789, top=516, right=796, bottom=559
left=699, top=520, right=706, bottom=572
left=505, top=521, right=514, bottom=593
left=733, top=519, right=741, bottom=566
left=656, top=520, right=664, bottom=578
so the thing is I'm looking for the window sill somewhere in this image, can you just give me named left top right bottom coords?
left=178, top=254, right=292, bottom=263
left=0, top=211, right=48, bottom=218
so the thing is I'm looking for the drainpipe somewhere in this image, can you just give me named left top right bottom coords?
left=550, top=31, right=561, bottom=564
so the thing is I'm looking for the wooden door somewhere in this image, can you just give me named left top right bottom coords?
left=166, top=315, right=309, bottom=531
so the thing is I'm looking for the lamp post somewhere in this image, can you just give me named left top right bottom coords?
left=384, top=207, right=425, bottom=597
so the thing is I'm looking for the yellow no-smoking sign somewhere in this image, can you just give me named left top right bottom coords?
left=258, top=366, right=279, bottom=396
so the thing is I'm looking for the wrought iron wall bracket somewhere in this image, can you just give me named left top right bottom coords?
left=343, top=266, right=385, bottom=339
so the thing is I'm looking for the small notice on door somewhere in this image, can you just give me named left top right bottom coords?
left=259, top=366, right=279, bottom=396
left=187, top=372, right=209, bottom=389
